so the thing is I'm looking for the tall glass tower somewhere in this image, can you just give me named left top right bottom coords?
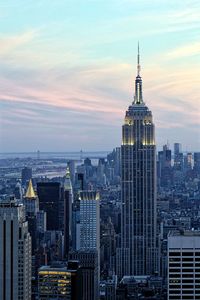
left=120, top=45, right=157, bottom=276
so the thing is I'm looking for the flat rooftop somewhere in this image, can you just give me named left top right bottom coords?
left=168, top=230, right=200, bottom=237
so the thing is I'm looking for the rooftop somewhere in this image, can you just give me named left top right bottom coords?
left=169, top=230, right=200, bottom=237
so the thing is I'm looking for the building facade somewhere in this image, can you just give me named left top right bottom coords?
left=69, top=250, right=99, bottom=300
left=120, top=46, right=157, bottom=276
left=168, top=230, right=200, bottom=300
left=79, top=191, right=100, bottom=252
left=70, top=190, right=100, bottom=299
left=63, top=166, right=73, bottom=258
left=37, top=182, right=61, bottom=231
left=158, top=144, right=172, bottom=187
left=38, top=262, right=79, bottom=299
left=0, top=199, right=32, bottom=300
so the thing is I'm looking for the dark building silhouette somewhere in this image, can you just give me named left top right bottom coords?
left=69, top=250, right=99, bottom=300
left=158, top=144, right=172, bottom=187
left=37, top=182, right=61, bottom=230
left=77, top=173, right=84, bottom=190
left=23, top=179, right=39, bottom=252
left=194, top=152, right=200, bottom=175
left=62, top=167, right=73, bottom=258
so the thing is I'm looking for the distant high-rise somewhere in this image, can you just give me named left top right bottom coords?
left=23, top=179, right=39, bottom=252
left=158, top=144, right=172, bottom=187
left=184, top=152, right=193, bottom=171
left=78, top=191, right=100, bottom=252
left=174, top=143, right=183, bottom=171
left=68, top=160, right=75, bottom=186
left=120, top=45, right=157, bottom=276
left=194, top=152, right=200, bottom=174
left=174, top=143, right=181, bottom=155
left=21, top=167, right=32, bottom=186
left=0, top=199, right=32, bottom=300
left=63, top=166, right=73, bottom=258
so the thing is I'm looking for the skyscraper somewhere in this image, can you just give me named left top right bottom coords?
left=70, top=190, right=100, bottom=299
left=184, top=152, right=193, bottom=171
left=24, top=179, right=39, bottom=215
left=174, top=143, right=183, bottom=171
left=63, top=166, right=73, bottom=258
left=120, top=45, right=157, bottom=276
left=158, top=144, right=172, bottom=187
left=78, top=191, right=100, bottom=252
left=69, top=250, right=99, bottom=300
left=23, top=179, right=39, bottom=252
left=0, top=199, right=32, bottom=300
left=37, top=182, right=61, bottom=230
left=21, top=167, right=32, bottom=186
left=174, top=142, right=182, bottom=155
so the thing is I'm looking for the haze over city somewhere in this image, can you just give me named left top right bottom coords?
left=0, top=0, right=199, bottom=152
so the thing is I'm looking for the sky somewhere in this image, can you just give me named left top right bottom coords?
left=0, top=0, right=200, bottom=152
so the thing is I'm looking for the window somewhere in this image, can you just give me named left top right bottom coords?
left=182, top=252, right=193, bottom=256
left=169, top=252, right=180, bottom=256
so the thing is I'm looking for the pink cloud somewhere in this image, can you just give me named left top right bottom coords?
left=0, top=57, right=199, bottom=135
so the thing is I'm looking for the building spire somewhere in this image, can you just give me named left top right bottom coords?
left=25, top=179, right=36, bottom=198
left=133, top=42, right=143, bottom=105
left=137, top=41, right=141, bottom=76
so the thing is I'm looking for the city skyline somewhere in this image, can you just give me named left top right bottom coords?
left=0, top=0, right=200, bottom=152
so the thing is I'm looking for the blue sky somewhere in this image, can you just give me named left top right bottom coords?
left=0, top=0, right=199, bottom=152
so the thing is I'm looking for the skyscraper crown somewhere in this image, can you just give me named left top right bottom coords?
left=25, top=179, right=36, bottom=198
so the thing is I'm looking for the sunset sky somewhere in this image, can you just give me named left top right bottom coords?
left=0, top=0, right=200, bottom=152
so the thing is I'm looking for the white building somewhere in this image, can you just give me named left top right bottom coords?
left=75, top=190, right=100, bottom=297
left=78, top=191, right=100, bottom=252
left=0, top=199, right=32, bottom=300
left=168, top=230, right=200, bottom=300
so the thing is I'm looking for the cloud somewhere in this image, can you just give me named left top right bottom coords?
left=0, top=30, right=38, bottom=56
left=166, top=42, right=200, bottom=59
left=0, top=1, right=200, bottom=151
left=1, top=59, right=199, bottom=145
left=0, top=62, right=129, bottom=117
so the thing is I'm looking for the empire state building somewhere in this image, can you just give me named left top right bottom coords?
left=120, top=46, right=158, bottom=276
